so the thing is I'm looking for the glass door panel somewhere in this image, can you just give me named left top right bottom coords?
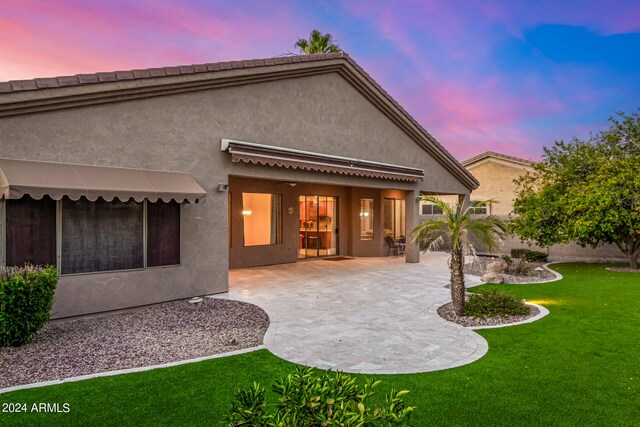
left=384, top=198, right=406, bottom=239
left=299, top=196, right=318, bottom=259
left=299, top=195, right=337, bottom=259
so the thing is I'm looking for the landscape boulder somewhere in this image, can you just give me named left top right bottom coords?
left=481, top=272, right=505, bottom=284
left=485, top=259, right=508, bottom=274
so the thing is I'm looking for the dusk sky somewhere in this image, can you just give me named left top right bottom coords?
left=2, top=0, right=639, bottom=161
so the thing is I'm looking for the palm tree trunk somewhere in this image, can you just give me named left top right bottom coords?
left=450, top=247, right=466, bottom=316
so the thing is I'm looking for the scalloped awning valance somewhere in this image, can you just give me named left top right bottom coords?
left=221, top=139, right=425, bottom=182
left=0, top=158, right=207, bottom=203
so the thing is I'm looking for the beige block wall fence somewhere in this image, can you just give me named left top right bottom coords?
left=419, top=214, right=627, bottom=263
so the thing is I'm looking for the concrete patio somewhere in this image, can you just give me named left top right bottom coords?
left=218, top=252, right=487, bottom=374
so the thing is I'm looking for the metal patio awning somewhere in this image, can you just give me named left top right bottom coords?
left=221, top=139, right=424, bottom=182
left=0, top=158, right=207, bottom=203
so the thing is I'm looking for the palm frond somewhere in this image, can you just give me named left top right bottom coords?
left=467, top=214, right=508, bottom=252
left=295, top=29, right=341, bottom=54
left=413, top=196, right=507, bottom=254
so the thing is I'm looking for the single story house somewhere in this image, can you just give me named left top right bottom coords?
left=0, top=52, right=478, bottom=318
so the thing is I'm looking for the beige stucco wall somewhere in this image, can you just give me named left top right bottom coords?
left=472, top=227, right=626, bottom=262
left=465, top=159, right=534, bottom=214
left=0, top=71, right=470, bottom=317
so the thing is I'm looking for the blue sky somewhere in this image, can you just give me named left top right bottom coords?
left=2, top=0, right=639, bottom=160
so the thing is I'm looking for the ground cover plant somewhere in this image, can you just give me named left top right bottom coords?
left=224, top=367, right=414, bottom=426
left=1, top=263, right=639, bottom=426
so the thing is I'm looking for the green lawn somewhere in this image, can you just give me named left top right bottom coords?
left=1, top=263, right=639, bottom=426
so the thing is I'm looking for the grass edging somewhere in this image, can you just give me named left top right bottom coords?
left=468, top=302, right=550, bottom=330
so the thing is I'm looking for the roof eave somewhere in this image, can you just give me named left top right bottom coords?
left=0, top=53, right=478, bottom=190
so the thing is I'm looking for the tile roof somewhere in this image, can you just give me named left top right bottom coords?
left=462, top=151, right=535, bottom=167
left=0, top=53, right=347, bottom=93
left=0, top=52, right=479, bottom=190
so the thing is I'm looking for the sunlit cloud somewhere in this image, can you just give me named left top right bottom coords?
left=1, top=0, right=638, bottom=161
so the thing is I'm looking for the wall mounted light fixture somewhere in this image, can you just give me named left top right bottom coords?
left=218, top=184, right=229, bottom=192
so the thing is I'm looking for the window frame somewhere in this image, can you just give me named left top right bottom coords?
left=359, top=198, right=375, bottom=241
left=383, top=198, right=406, bottom=239
left=241, top=192, right=282, bottom=247
left=3, top=196, right=57, bottom=268
left=470, top=201, right=488, bottom=215
left=421, top=204, right=443, bottom=215
left=0, top=197, right=182, bottom=275
left=146, top=200, right=182, bottom=269
left=59, top=197, right=145, bottom=275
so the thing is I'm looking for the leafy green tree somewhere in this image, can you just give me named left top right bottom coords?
left=411, top=196, right=507, bottom=315
left=295, top=29, right=341, bottom=54
left=512, top=110, right=640, bottom=269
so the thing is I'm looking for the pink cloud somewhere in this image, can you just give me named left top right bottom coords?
left=0, top=0, right=308, bottom=80
left=341, top=1, right=570, bottom=160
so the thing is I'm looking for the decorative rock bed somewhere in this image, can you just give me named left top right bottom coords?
left=437, top=302, right=540, bottom=327
left=0, top=298, right=269, bottom=389
left=464, top=257, right=556, bottom=284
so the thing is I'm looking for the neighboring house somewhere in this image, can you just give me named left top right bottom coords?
left=461, top=151, right=535, bottom=214
left=419, top=151, right=624, bottom=262
left=0, top=52, right=478, bottom=318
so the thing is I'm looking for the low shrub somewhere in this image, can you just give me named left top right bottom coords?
left=0, top=264, right=58, bottom=347
left=510, top=248, right=530, bottom=259
left=224, top=366, right=415, bottom=426
left=465, top=288, right=530, bottom=318
left=524, top=250, right=548, bottom=262
left=510, top=248, right=549, bottom=262
left=506, top=258, right=534, bottom=276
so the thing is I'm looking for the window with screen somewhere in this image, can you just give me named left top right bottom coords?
left=359, top=198, right=374, bottom=240
left=147, top=201, right=180, bottom=267
left=470, top=201, right=488, bottom=215
left=421, top=204, right=444, bottom=215
left=61, top=197, right=144, bottom=274
left=6, top=195, right=57, bottom=267
left=242, top=193, right=281, bottom=246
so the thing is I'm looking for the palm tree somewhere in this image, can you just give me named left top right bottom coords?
left=294, top=29, right=341, bottom=54
left=411, top=196, right=507, bottom=316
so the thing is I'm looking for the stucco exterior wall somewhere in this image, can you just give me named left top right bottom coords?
left=0, top=71, right=470, bottom=318
left=465, top=159, right=534, bottom=214
left=491, top=234, right=626, bottom=263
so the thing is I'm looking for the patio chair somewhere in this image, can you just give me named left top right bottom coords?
left=397, top=236, right=407, bottom=256
left=385, top=236, right=400, bottom=257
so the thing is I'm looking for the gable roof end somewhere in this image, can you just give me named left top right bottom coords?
left=0, top=52, right=478, bottom=190
left=463, top=151, right=534, bottom=168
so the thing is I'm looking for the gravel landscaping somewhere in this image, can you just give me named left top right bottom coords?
left=464, top=257, right=556, bottom=283
left=606, top=266, right=640, bottom=273
left=437, top=302, right=540, bottom=327
left=0, top=298, right=269, bottom=389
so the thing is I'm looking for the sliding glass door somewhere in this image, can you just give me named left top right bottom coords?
left=299, top=195, right=338, bottom=259
left=383, top=198, right=406, bottom=239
